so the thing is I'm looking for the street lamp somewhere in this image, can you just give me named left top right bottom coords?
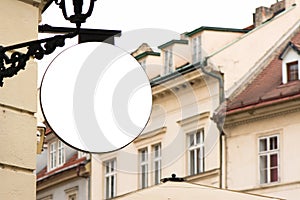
left=0, top=0, right=97, bottom=87
left=37, top=122, right=47, bottom=154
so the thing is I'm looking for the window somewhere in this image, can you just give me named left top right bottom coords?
left=192, top=36, right=202, bottom=63
left=68, top=194, right=76, bottom=200
left=152, top=144, right=161, bottom=185
left=104, top=159, right=116, bottom=199
left=188, top=129, right=204, bottom=175
left=287, top=61, right=299, bottom=82
left=49, top=142, right=56, bottom=170
left=163, top=49, right=173, bottom=75
left=38, top=195, right=53, bottom=200
left=65, top=186, right=78, bottom=200
left=139, top=148, right=148, bottom=189
left=49, top=140, right=65, bottom=170
left=259, top=135, right=279, bottom=184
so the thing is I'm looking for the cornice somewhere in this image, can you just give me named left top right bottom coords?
left=224, top=99, right=300, bottom=128
left=152, top=70, right=205, bottom=100
left=177, top=112, right=210, bottom=126
left=134, top=127, right=167, bottom=144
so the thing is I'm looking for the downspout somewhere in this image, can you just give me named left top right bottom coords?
left=195, top=59, right=225, bottom=189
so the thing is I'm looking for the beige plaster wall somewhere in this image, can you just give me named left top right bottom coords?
left=91, top=73, right=221, bottom=199
left=0, top=0, right=40, bottom=199
left=224, top=108, right=300, bottom=200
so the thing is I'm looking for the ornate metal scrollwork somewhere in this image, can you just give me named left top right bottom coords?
left=0, top=31, right=78, bottom=87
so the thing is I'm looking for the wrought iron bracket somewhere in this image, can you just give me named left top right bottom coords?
left=55, top=0, right=97, bottom=29
left=0, top=31, right=78, bottom=87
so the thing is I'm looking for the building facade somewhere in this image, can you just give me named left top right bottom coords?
left=90, top=22, right=250, bottom=200
left=218, top=23, right=300, bottom=200
left=36, top=127, right=91, bottom=200
left=0, top=0, right=47, bottom=199
left=35, top=1, right=300, bottom=200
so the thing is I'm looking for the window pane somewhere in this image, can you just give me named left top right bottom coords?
left=287, top=62, right=299, bottom=81
left=190, top=150, right=195, bottom=175
left=259, top=138, right=267, bottom=152
left=260, top=155, right=268, bottom=170
left=141, top=165, right=147, bottom=188
left=106, top=177, right=109, bottom=199
left=196, top=132, right=201, bottom=144
left=260, top=169, right=268, bottom=184
left=270, top=154, right=278, bottom=167
left=196, top=148, right=200, bottom=173
left=155, top=161, right=159, bottom=185
left=189, top=134, right=194, bottom=147
left=270, top=136, right=278, bottom=150
left=111, top=176, right=114, bottom=197
left=270, top=168, right=278, bottom=182
left=106, top=163, right=110, bottom=173
left=154, top=144, right=160, bottom=158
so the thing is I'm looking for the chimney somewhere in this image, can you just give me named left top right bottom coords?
left=253, top=0, right=288, bottom=27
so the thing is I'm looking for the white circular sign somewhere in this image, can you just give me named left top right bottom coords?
left=40, top=42, right=152, bottom=153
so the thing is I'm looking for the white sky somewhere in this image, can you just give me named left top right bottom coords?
left=42, top=0, right=274, bottom=33
left=38, top=0, right=275, bottom=84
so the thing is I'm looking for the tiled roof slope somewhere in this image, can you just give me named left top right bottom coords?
left=37, top=153, right=86, bottom=181
left=226, top=30, right=300, bottom=113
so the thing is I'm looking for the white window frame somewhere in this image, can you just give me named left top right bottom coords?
left=48, top=140, right=65, bottom=171
left=258, top=135, right=280, bottom=184
left=187, top=129, right=205, bottom=175
left=152, top=143, right=161, bottom=185
left=104, top=159, right=116, bottom=199
left=139, top=148, right=148, bottom=189
left=163, top=49, right=173, bottom=75
left=192, top=35, right=202, bottom=63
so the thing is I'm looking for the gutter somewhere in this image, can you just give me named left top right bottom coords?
left=150, top=57, right=226, bottom=188
left=199, top=59, right=225, bottom=189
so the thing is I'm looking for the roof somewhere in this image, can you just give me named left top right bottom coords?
left=134, top=51, right=160, bottom=60
left=226, top=29, right=300, bottom=114
left=37, top=153, right=86, bottom=181
left=185, top=26, right=249, bottom=37
left=113, top=180, right=283, bottom=200
left=158, top=39, right=188, bottom=49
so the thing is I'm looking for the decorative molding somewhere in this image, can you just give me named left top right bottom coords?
left=177, top=112, right=210, bottom=126
left=37, top=194, right=53, bottom=200
left=134, top=127, right=167, bottom=144
left=65, top=186, right=79, bottom=194
left=225, top=99, right=300, bottom=128
left=185, top=168, right=219, bottom=182
left=152, top=72, right=204, bottom=99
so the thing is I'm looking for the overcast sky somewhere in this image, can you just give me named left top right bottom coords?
left=38, top=0, right=275, bottom=83
left=42, top=0, right=274, bottom=33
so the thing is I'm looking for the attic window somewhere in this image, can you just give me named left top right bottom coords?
left=287, top=61, right=298, bottom=82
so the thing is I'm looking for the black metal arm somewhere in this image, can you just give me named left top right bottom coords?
left=0, top=31, right=78, bottom=87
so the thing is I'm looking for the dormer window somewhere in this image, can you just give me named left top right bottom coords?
left=280, top=42, right=300, bottom=84
left=287, top=61, right=298, bottom=82
left=48, top=140, right=65, bottom=171
left=163, top=49, right=173, bottom=75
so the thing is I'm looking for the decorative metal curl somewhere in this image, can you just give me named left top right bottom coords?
left=0, top=31, right=78, bottom=87
left=54, top=0, right=97, bottom=29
